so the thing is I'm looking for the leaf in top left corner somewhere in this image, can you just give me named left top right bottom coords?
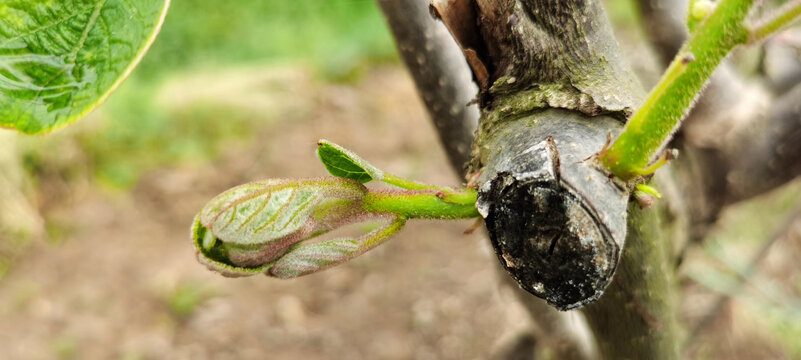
left=0, top=0, right=170, bottom=134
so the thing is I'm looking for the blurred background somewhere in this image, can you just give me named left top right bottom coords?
left=0, top=0, right=800, bottom=359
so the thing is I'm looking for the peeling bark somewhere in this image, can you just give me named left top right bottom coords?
left=461, top=0, right=644, bottom=311
left=469, top=0, right=642, bottom=114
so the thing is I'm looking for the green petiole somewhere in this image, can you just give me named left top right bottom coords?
left=194, top=140, right=481, bottom=279
left=362, top=189, right=480, bottom=220
left=317, top=138, right=479, bottom=219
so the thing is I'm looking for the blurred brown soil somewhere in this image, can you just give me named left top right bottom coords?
left=2, top=65, right=799, bottom=360
left=0, top=67, right=531, bottom=360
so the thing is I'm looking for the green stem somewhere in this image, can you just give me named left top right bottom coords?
left=600, top=0, right=754, bottom=180
left=362, top=189, right=480, bottom=219
left=749, top=0, right=801, bottom=43
left=382, top=173, right=441, bottom=190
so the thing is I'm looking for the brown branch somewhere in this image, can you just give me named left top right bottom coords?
left=635, top=0, right=689, bottom=65
left=726, top=82, right=801, bottom=202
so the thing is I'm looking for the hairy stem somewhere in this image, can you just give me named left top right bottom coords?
left=363, top=189, right=479, bottom=219
left=601, top=0, right=754, bottom=180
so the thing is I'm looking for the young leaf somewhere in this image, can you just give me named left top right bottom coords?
left=0, top=0, right=170, bottom=134
left=269, top=216, right=406, bottom=278
left=194, top=178, right=369, bottom=271
left=317, top=139, right=384, bottom=183
left=193, top=177, right=413, bottom=278
left=317, top=139, right=464, bottom=192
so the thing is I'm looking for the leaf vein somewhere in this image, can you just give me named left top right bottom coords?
left=0, top=5, right=90, bottom=48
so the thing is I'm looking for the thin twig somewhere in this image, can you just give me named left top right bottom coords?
left=749, top=0, right=801, bottom=43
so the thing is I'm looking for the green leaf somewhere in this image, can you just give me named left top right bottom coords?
left=0, top=0, right=170, bottom=134
left=317, top=139, right=383, bottom=183
left=269, top=216, right=406, bottom=278
left=197, top=179, right=366, bottom=247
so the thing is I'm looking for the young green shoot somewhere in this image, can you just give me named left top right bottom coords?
left=192, top=140, right=479, bottom=278
left=599, top=0, right=801, bottom=182
left=634, top=183, right=663, bottom=208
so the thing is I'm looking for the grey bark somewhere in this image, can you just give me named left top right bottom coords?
left=727, top=83, right=801, bottom=201
left=375, top=1, right=596, bottom=359
left=464, top=0, right=644, bottom=308
left=465, top=0, right=643, bottom=117
left=374, top=0, right=479, bottom=174
left=475, top=110, right=628, bottom=310
left=582, top=201, right=680, bottom=359
left=377, top=0, right=800, bottom=358
left=457, top=0, right=679, bottom=358
left=378, top=0, right=690, bottom=358
left=635, top=0, right=688, bottom=66
left=762, top=28, right=801, bottom=94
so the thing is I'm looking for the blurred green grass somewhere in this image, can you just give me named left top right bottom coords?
left=22, top=0, right=397, bottom=190
left=137, top=0, right=397, bottom=78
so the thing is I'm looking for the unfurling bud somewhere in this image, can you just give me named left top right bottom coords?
left=192, top=140, right=479, bottom=280
left=191, top=177, right=405, bottom=278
